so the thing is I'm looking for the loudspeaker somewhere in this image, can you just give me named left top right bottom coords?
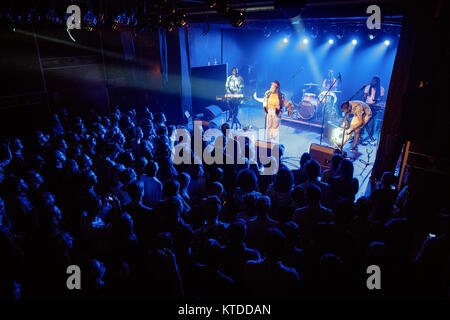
left=309, top=143, right=335, bottom=170
left=203, top=105, right=224, bottom=121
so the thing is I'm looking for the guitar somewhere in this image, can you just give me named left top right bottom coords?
left=253, top=92, right=295, bottom=116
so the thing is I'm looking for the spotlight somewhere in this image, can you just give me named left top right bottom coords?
left=328, top=38, right=334, bottom=44
left=368, top=30, right=376, bottom=40
left=302, top=37, right=308, bottom=44
left=336, top=27, right=344, bottom=40
left=310, top=25, right=318, bottom=39
left=384, top=40, right=390, bottom=45
left=283, top=37, right=289, bottom=43
left=351, top=39, right=357, bottom=45
left=227, top=10, right=245, bottom=28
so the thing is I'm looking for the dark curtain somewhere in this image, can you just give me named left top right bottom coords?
left=371, top=0, right=449, bottom=181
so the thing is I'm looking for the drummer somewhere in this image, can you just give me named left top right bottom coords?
left=322, top=69, right=338, bottom=91
left=321, top=69, right=339, bottom=119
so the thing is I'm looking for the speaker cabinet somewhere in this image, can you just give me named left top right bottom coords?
left=309, top=143, right=335, bottom=170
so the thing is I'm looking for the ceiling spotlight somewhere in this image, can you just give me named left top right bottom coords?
left=368, top=30, right=377, bottom=40
left=173, top=12, right=187, bottom=27
left=336, top=28, right=344, bottom=40
left=227, top=10, right=245, bottom=27
left=303, top=37, right=309, bottom=44
left=283, top=37, right=289, bottom=43
left=384, top=40, right=390, bottom=45
left=310, top=25, right=318, bottom=39
left=352, top=39, right=358, bottom=45
left=328, top=38, right=334, bottom=44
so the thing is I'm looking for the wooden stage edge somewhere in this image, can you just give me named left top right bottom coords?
left=281, top=116, right=324, bottom=130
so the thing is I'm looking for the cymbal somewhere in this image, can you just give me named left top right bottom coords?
left=304, top=83, right=319, bottom=86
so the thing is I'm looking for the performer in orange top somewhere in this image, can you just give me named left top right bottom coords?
left=262, top=81, right=292, bottom=141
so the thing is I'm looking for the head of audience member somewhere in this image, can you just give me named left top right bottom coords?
left=154, top=112, right=167, bottom=127
left=118, top=168, right=137, bottom=188
left=291, top=185, right=305, bottom=208
left=281, top=221, right=301, bottom=249
left=144, top=160, right=159, bottom=178
left=305, top=159, right=321, bottom=182
left=202, top=195, right=222, bottom=223
left=306, top=184, right=321, bottom=206
left=228, top=218, right=247, bottom=246
left=127, top=180, right=145, bottom=204
left=237, top=168, right=258, bottom=193
left=26, top=170, right=44, bottom=192
left=355, top=197, right=371, bottom=220
left=256, top=195, right=271, bottom=219
left=209, top=181, right=225, bottom=200
left=330, top=153, right=343, bottom=172
left=177, top=172, right=191, bottom=193
left=273, top=167, right=294, bottom=193
left=333, top=198, right=355, bottom=225
left=262, top=227, right=286, bottom=262
left=299, top=152, right=312, bottom=170
left=337, top=159, right=354, bottom=181
left=133, top=156, right=148, bottom=177
left=116, top=212, right=137, bottom=243
left=163, top=179, right=180, bottom=199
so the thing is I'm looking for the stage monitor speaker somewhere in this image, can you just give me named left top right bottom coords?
left=309, top=143, right=335, bottom=170
left=203, top=105, right=224, bottom=121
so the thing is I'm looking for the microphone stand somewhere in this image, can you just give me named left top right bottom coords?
left=338, top=85, right=367, bottom=153
left=319, top=78, right=339, bottom=146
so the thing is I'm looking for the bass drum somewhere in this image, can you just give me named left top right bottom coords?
left=297, top=101, right=316, bottom=120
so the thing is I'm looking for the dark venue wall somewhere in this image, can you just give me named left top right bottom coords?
left=0, top=23, right=166, bottom=138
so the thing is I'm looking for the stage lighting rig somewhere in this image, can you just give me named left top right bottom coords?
left=226, top=10, right=245, bottom=28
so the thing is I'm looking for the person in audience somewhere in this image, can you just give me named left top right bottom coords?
left=0, top=103, right=447, bottom=301
left=246, top=195, right=279, bottom=252
left=140, top=160, right=163, bottom=208
left=329, top=159, right=359, bottom=205
left=321, top=153, right=343, bottom=183
left=292, top=152, right=311, bottom=186
left=244, top=227, right=300, bottom=299
left=299, top=159, right=330, bottom=207
left=292, top=184, right=333, bottom=230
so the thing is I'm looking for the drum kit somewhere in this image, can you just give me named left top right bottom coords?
left=289, top=82, right=342, bottom=121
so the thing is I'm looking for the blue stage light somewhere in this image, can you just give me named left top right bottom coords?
left=328, top=39, right=334, bottom=44
left=303, top=37, right=309, bottom=44
left=283, top=37, right=289, bottom=43
left=351, top=39, right=357, bottom=45
left=384, top=40, right=390, bottom=45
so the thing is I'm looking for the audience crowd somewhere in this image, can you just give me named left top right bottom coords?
left=0, top=106, right=448, bottom=300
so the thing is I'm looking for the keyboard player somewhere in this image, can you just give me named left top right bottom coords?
left=225, top=67, right=244, bottom=128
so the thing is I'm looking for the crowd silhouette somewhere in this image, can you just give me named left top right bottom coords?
left=0, top=106, right=448, bottom=300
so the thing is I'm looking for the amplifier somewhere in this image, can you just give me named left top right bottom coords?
left=309, top=143, right=335, bottom=170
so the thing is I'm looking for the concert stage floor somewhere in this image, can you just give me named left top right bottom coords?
left=210, top=103, right=379, bottom=199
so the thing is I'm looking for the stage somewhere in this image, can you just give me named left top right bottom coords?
left=206, top=102, right=378, bottom=199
